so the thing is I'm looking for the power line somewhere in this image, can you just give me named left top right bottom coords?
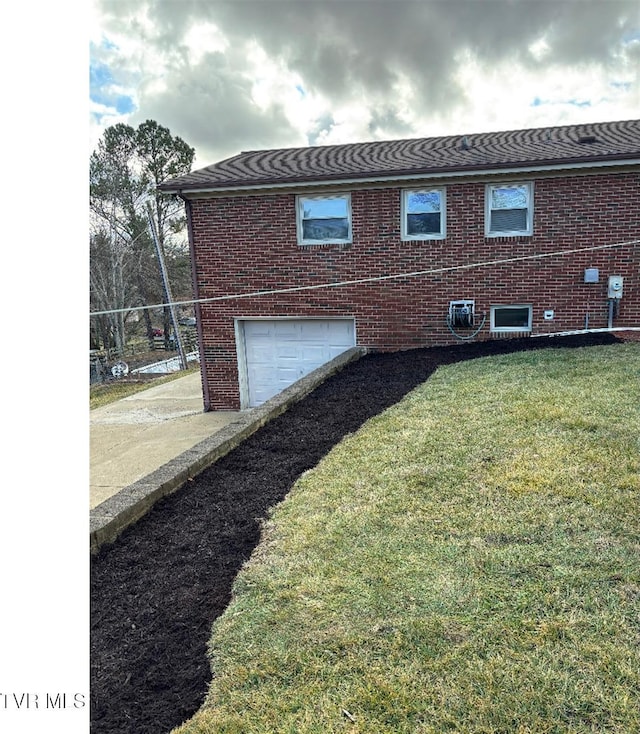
left=90, top=237, right=639, bottom=317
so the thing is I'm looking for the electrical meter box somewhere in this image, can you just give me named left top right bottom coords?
left=608, top=275, right=624, bottom=299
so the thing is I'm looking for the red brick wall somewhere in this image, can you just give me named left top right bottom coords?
left=189, top=170, right=640, bottom=408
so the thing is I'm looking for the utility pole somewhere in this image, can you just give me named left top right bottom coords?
left=146, top=201, right=188, bottom=370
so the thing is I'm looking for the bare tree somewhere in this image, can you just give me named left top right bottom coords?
left=89, top=120, right=195, bottom=351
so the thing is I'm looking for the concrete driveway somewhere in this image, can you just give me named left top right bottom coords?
left=90, top=371, right=239, bottom=509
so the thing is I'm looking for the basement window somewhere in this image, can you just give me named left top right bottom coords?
left=486, top=182, right=533, bottom=237
left=297, top=193, right=352, bottom=245
left=401, top=188, right=446, bottom=240
left=490, top=304, right=533, bottom=332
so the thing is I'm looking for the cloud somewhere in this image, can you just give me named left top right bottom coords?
left=91, top=0, right=640, bottom=166
left=138, top=47, right=303, bottom=162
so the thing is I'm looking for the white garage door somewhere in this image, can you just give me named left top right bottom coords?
left=241, top=319, right=355, bottom=407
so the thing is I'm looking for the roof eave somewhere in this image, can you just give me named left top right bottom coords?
left=159, top=154, right=640, bottom=196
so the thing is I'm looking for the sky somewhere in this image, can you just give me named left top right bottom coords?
left=90, top=0, right=640, bottom=170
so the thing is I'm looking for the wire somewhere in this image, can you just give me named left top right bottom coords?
left=446, top=313, right=488, bottom=340
left=90, top=237, right=640, bottom=317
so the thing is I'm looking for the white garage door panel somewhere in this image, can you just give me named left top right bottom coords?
left=276, top=368, right=299, bottom=383
left=298, top=321, right=326, bottom=338
left=299, top=344, right=326, bottom=361
left=242, top=319, right=355, bottom=407
left=275, top=345, right=298, bottom=359
left=247, top=345, right=273, bottom=362
left=273, top=322, right=299, bottom=337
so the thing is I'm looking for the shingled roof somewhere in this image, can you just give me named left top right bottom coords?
left=159, top=119, right=640, bottom=194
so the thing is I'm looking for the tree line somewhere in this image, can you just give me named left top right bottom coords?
left=90, top=119, right=195, bottom=353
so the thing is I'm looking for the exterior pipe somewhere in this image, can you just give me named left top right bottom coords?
left=530, top=326, right=640, bottom=338
left=181, top=193, right=211, bottom=412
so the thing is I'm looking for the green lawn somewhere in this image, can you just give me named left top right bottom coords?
left=174, top=343, right=640, bottom=734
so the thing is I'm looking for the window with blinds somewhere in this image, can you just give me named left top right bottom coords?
left=486, top=183, right=533, bottom=236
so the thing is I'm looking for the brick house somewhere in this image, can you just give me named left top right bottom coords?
left=160, top=120, right=640, bottom=410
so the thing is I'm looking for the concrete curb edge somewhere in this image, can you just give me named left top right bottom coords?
left=90, top=347, right=367, bottom=553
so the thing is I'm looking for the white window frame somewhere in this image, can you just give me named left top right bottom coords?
left=485, top=182, right=533, bottom=237
left=401, top=187, right=446, bottom=241
left=490, top=304, right=533, bottom=333
left=296, top=193, right=352, bottom=246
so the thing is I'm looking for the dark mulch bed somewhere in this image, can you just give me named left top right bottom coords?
left=91, top=333, right=623, bottom=733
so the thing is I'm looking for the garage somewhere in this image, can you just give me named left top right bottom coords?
left=238, top=318, right=356, bottom=407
